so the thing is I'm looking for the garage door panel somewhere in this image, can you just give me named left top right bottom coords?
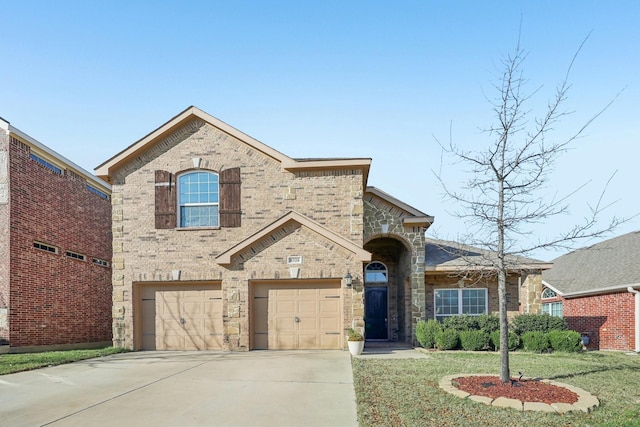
left=253, top=283, right=342, bottom=350
left=298, top=300, right=318, bottom=314
left=141, top=283, right=222, bottom=351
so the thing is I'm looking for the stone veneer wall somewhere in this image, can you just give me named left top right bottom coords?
left=111, top=120, right=365, bottom=350
left=363, top=193, right=426, bottom=344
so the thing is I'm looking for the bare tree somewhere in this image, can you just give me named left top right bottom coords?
left=436, top=35, right=624, bottom=383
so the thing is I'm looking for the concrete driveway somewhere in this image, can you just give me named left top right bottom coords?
left=0, top=350, right=358, bottom=427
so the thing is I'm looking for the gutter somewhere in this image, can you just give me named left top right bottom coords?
left=628, top=287, right=640, bottom=353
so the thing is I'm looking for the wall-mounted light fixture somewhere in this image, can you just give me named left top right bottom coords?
left=344, top=272, right=353, bottom=288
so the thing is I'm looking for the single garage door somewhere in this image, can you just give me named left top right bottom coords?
left=252, top=282, right=342, bottom=350
left=140, top=283, right=223, bottom=350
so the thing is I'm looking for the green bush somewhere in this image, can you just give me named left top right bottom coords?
left=547, top=330, right=583, bottom=352
left=489, top=330, right=520, bottom=351
left=435, top=329, right=460, bottom=350
left=512, top=314, right=567, bottom=335
left=459, top=330, right=489, bottom=351
left=477, top=313, right=500, bottom=334
left=442, top=314, right=479, bottom=331
left=521, top=331, right=550, bottom=353
left=416, top=319, right=442, bottom=349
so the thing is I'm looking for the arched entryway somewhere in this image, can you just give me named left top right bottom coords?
left=363, top=237, right=412, bottom=342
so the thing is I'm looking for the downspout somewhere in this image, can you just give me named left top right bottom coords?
left=627, top=287, right=640, bottom=353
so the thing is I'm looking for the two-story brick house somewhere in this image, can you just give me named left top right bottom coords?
left=0, top=117, right=112, bottom=352
left=96, top=106, right=548, bottom=351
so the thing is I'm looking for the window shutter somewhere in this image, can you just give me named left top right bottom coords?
left=219, top=167, right=241, bottom=227
left=155, top=170, right=176, bottom=229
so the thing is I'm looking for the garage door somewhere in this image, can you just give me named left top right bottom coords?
left=140, top=283, right=223, bottom=351
left=252, top=283, right=342, bottom=350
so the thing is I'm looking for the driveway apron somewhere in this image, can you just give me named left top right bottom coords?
left=0, top=350, right=358, bottom=427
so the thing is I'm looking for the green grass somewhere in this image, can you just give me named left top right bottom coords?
left=0, top=347, right=127, bottom=375
left=353, top=351, right=640, bottom=427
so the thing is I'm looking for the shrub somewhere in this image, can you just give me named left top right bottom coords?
left=477, top=313, right=500, bottom=334
left=459, top=330, right=489, bottom=351
left=443, top=314, right=479, bottom=331
left=435, top=329, right=460, bottom=350
left=416, top=319, right=442, bottom=349
left=512, top=314, right=568, bottom=335
left=547, top=330, right=583, bottom=352
left=521, top=331, right=550, bottom=353
left=489, top=330, right=520, bottom=351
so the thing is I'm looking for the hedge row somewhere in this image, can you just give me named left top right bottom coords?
left=416, top=314, right=581, bottom=353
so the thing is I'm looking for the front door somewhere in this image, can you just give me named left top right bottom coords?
left=365, top=287, right=388, bottom=340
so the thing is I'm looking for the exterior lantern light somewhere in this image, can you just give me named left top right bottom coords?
left=344, top=272, right=353, bottom=288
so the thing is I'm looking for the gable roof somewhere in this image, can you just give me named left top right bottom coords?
left=424, top=238, right=552, bottom=272
left=365, top=187, right=434, bottom=227
left=215, top=210, right=372, bottom=265
left=95, top=106, right=371, bottom=183
left=542, top=230, right=640, bottom=297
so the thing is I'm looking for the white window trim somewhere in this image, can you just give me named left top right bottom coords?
left=541, top=288, right=557, bottom=299
left=33, top=241, right=58, bottom=254
left=434, top=288, right=488, bottom=319
left=177, top=171, right=220, bottom=228
left=65, top=250, right=86, bottom=261
left=365, top=261, right=388, bottom=283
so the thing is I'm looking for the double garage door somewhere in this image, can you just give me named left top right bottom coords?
left=139, top=282, right=342, bottom=351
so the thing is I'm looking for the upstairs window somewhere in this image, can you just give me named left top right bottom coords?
left=178, top=171, right=219, bottom=227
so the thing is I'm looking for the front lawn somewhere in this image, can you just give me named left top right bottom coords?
left=352, top=351, right=640, bottom=427
left=0, top=347, right=126, bottom=375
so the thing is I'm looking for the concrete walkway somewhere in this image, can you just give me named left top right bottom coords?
left=0, top=350, right=358, bottom=427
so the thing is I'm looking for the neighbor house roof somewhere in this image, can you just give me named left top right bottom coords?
left=95, top=106, right=371, bottom=184
left=424, top=238, right=552, bottom=273
left=542, top=230, right=640, bottom=297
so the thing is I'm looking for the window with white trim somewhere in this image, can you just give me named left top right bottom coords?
left=542, top=302, right=563, bottom=317
left=34, top=241, right=58, bottom=254
left=178, top=171, right=219, bottom=227
left=434, top=288, right=488, bottom=321
left=541, top=287, right=562, bottom=317
left=365, top=261, right=388, bottom=283
left=65, top=251, right=86, bottom=261
left=92, top=258, right=109, bottom=267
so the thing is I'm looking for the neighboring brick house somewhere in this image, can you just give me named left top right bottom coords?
left=96, top=106, right=551, bottom=351
left=0, top=117, right=113, bottom=353
left=542, top=231, right=640, bottom=352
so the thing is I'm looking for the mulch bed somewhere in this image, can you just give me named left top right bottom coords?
left=453, top=376, right=579, bottom=405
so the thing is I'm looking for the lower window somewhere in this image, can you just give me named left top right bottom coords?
left=434, top=288, right=488, bottom=322
left=542, top=301, right=563, bottom=317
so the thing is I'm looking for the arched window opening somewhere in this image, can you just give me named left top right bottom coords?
left=178, top=171, right=219, bottom=227
left=541, top=288, right=557, bottom=299
left=365, top=261, right=388, bottom=283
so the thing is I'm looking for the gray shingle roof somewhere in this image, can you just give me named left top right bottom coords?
left=542, top=230, right=640, bottom=295
left=424, top=238, right=549, bottom=271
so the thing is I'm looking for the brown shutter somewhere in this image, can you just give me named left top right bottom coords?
left=155, top=170, right=176, bottom=229
left=219, top=167, right=241, bottom=227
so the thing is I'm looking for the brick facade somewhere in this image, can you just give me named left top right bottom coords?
left=0, top=122, right=112, bottom=351
left=564, top=292, right=636, bottom=351
left=107, top=115, right=369, bottom=350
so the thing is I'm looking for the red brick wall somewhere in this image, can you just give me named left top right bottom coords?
left=8, top=138, right=112, bottom=347
left=564, top=292, right=636, bottom=351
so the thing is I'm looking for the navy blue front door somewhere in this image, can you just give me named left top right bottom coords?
left=365, top=287, right=388, bottom=340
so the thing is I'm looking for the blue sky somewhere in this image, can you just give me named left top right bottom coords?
left=2, top=1, right=638, bottom=261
